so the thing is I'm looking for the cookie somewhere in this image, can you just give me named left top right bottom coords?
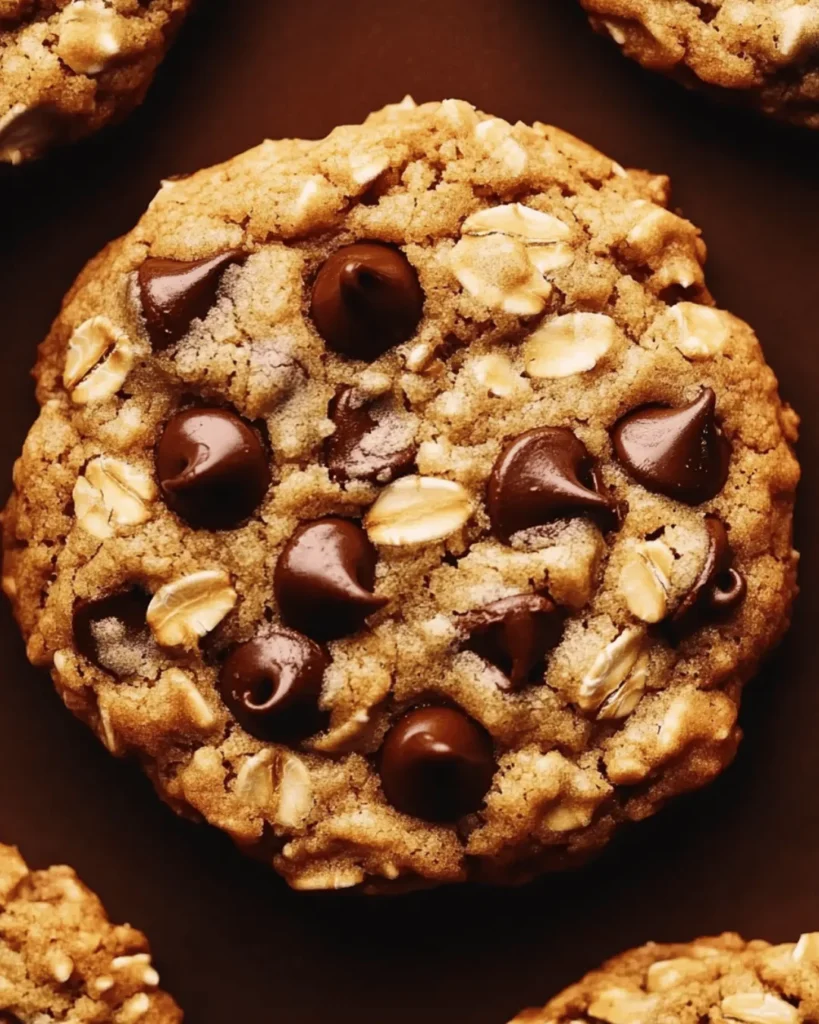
left=0, top=843, right=181, bottom=1022
left=1, top=98, right=799, bottom=891
left=579, top=0, right=819, bottom=129
left=0, top=0, right=192, bottom=163
left=510, top=932, right=819, bottom=1024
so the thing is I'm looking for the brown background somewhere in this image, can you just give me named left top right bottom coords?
left=2, top=1, right=819, bottom=1021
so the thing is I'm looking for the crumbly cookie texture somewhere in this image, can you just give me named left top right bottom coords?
left=0, top=843, right=182, bottom=1023
left=0, top=0, right=192, bottom=162
left=2, top=98, right=799, bottom=892
left=580, top=0, right=819, bottom=128
left=510, top=933, right=819, bottom=1024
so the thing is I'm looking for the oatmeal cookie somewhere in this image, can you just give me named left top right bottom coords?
left=1, top=98, right=799, bottom=891
left=0, top=0, right=192, bottom=163
left=579, top=0, right=819, bottom=128
left=511, top=932, right=819, bottom=1024
left=0, top=843, right=181, bottom=1022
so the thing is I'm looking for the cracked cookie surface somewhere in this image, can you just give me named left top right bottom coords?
left=1, top=98, right=799, bottom=891
left=0, top=0, right=192, bottom=162
left=0, top=843, right=181, bottom=1023
left=510, top=932, right=819, bottom=1024
left=579, top=0, right=819, bottom=128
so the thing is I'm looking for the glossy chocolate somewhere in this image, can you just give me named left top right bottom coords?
left=0, top=104, right=73, bottom=162
left=461, top=594, right=565, bottom=690
left=612, top=388, right=731, bottom=505
left=379, top=706, right=495, bottom=821
left=3, top=3, right=817, bottom=1020
left=156, top=407, right=270, bottom=530
left=219, top=629, right=329, bottom=741
left=672, top=516, right=746, bottom=630
left=325, top=386, right=416, bottom=483
left=311, top=243, right=424, bottom=360
left=137, top=250, right=243, bottom=350
left=274, top=518, right=387, bottom=640
left=488, top=426, right=617, bottom=541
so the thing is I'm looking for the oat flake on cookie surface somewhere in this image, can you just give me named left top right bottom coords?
left=0, top=0, right=192, bottom=163
left=510, top=932, right=819, bottom=1024
left=1, top=98, right=799, bottom=891
left=579, top=0, right=819, bottom=129
left=0, top=843, right=181, bottom=1022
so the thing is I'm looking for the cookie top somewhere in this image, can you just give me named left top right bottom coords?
left=2, top=98, right=799, bottom=892
left=579, top=0, right=819, bottom=128
left=0, top=0, right=191, bottom=163
left=0, top=843, right=182, bottom=1023
left=511, top=933, right=819, bottom=1024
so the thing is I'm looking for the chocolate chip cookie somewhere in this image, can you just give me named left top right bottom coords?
left=579, top=0, right=819, bottom=128
left=0, top=0, right=192, bottom=163
left=0, top=843, right=181, bottom=1022
left=510, top=933, right=819, bottom=1024
left=2, top=98, right=799, bottom=891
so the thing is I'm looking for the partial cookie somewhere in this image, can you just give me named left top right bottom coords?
left=0, top=0, right=192, bottom=163
left=511, top=932, right=819, bottom=1024
left=579, top=0, right=819, bottom=129
left=0, top=843, right=182, bottom=1022
left=2, top=98, right=799, bottom=892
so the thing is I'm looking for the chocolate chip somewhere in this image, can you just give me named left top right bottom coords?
left=379, top=706, right=495, bottom=822
left=137, top=250, right=243, bottom=350
left=0, top=104, right=74, bottom=163
left=612, top=387, right=731, bottom=505
left=488, top=426, right=617, bottom=541
left=72, top=588, right=151, bottom=677
left=310, top=242, right=424, bottom=360
left=461, top=594, right=565, bottom=691
left=672, top=516, right=746, bottom=632
left=325, top=386, right=416, bottom=483
left=274, top=518, right=388, bottom=641
left=156, top=407, right=270, bottom=530
left=218, top=629, right=329, bottom=741
left=709, top=567, right=747, bottom=611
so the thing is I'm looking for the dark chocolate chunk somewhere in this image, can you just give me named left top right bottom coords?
left=156, top=407, right=270, bottom=530
left=274, top=518, right=387, bottom=640
left=137, top=250, right=243, bottom=350
left=461, top=594, right=565, bottom=690
left=219, top=629, right=329, bottom=741
left=379, top=706, right=495, bottom=822
left=612, top=388, right=731, bottom=505
left=311, top=243, right=423, bottom=360
left=488, top=426, right=617, bottom=541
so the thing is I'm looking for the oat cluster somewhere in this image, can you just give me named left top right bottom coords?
left=0, top=844, right=181, bottom=1023
left=512, top=933, right=819, bottom=1024
left=580, top=0, right=819, bottom=128
left=0, top=0, right=192, bottom=162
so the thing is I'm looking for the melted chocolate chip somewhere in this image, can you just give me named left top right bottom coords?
left=379, top=706, right=495, bottom=821
left=612, top=388, right=731, bottom=505
left=72, top=589, right=151, bottom=677
left=488, top=427, right=617, bottom=541
left=219, top=629, right=329, bottom=741
left=156, top=407, right=270, bottom=530
left=311, top=243, right=424, bottom=360
left=137, top=250, right=243, bottom=350
left=672, top=516, right=746, bottom=631
left=274, top=518, right=388, bottom=641
left=325, top=386, right=416, bottom=483
left=461, top=594, right=565, bottom=691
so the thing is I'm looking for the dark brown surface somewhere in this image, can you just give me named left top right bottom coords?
left=1, top=2, right=818, bottom=1021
